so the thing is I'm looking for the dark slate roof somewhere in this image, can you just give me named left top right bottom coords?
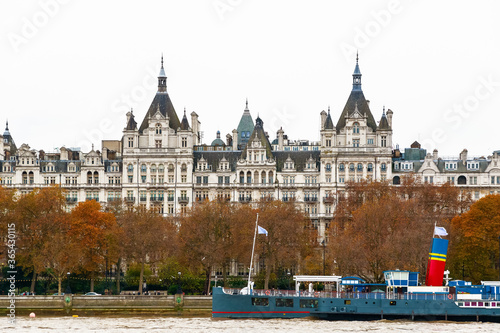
left=273, top=151, right=321, bottom=172
left=241, top=117, right=273, bottom=158
left=378, top=113, right=389, bottom=130
left=138, top=93, right=181, bottom=133
left=180, top=111, right=190, bottom=130
left=324, top=112, right=334, bottom=130
left=336, top=90, right=378, bottom=133
left=193, top=151, right=241, bottom=172
left=434, top=159, right=490, bottom=173
left=126, top=113, right=137, bottom=130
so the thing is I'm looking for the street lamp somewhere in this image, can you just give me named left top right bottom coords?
left=287, top=271, right=291, bottom=291
left=177, top=272, right=182, bottom=294
left=65, top=272, right=71, bottom=294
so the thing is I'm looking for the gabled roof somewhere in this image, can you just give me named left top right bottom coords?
left=138, top=93, right=181, bottom=133
left=241, top=116, right=272, bottom=158
left=336, top=90, right=377, bottom=133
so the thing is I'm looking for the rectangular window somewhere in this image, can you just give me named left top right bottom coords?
left=196, top=176, right=202, bottom=184
left=181, top=137, right=187, bottom=148
left=203, top=176, right=208, bottom=184
left=251, top=298, right=269, bottom=306
left=275, top=298, right=294, bottom=308
left=155, top=140, right=162, bottom=148
left=225, top=176, right=230, bottom=184
left=141, top=175, right=146, bottom=183
left=181, top=175, right=187, bottom=183
left=367, top=138, right=374, bottom=145
left=128, top=137, right=133, bottom=147
left=381, top=136, right=387, bottom=147
left=299, top=299, right=318, bottom=308
left=218, top=176, right=223, bottom=184
left=353, top=139, right=360, bottom=148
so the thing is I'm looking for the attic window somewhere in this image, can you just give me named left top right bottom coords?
left=155, top=123, right=162, bottom=135
left=353, top=122, right=360, bottom=134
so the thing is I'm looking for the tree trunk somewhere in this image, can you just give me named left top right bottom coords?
left=204, top=266, right=211, bottom=295
left=90, top=271, right=94, bottom=292
left=139, top=261, right=144, bottom=295
left=222, top=264, right=227, bottom=288
left=58, top=277, right=62, bottom=295
left=264, top=259, right=271, bottom=290
left=30, top=270, right=36, bottom=294
left=116, top=258, right=121, bottom=294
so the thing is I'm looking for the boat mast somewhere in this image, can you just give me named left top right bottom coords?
left=248, top=214, right=259, bottom=290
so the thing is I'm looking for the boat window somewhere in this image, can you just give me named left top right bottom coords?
left=252, top=298, right=269, bottom=306
left=485, top=302, right=489, bottom=307
left=344, top=300, right=351, bottom=305
left=478, top=302, right=483, bottom=306
left=299, top=299, right=318, bottom=308
left=390, top=301, right=397, bottom=306
left=276, top=298, right=293, bottom=307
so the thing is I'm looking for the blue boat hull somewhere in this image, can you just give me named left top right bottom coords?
left=212, top=288, right=500, bottom=322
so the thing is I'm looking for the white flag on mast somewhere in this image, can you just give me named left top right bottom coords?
left=258, top=226, right=268, bottom=236
left=434, top=226, right=448, bottom=237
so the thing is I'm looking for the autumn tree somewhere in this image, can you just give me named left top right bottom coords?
left=34, top=217, right=80, bottom=295
left=256, top=200, right=314, bottom=289
left=122, top=206, right=177, bottom=294
left=178, top=200, right=254, bottom=294
left=15, top=186, right=67, bottom=293
left=330, top=178, right=471, bottom=283
left=69, top=200, right=118, bottom=292
left=0, top=186, right=16, bottom=262
left=448, top=194, right=500, bottom=283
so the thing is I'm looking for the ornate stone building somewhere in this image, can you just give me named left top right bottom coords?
left=1, top=55, right=500, bottom=245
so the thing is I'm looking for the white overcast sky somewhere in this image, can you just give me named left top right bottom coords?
left=1, top=0, right=499, bottom=158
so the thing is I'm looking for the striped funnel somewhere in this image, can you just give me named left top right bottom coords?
left=425, top=238, right=449, bottom=286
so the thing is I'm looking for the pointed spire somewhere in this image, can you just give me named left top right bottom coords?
left=327, top=106, right=330, bottom=114
left=245, top=98, right=249, bottom=110
left=5, top=120, right=8, bottom=131
left=158, top=54, right=167, bottom=93
left=352, top=53, right=362, bottom=91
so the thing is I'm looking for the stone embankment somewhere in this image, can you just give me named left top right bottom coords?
left=0, top=294, right=212, bottom=316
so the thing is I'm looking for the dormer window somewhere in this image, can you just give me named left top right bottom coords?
left=445, top=162, right=457, bottom=170
left=467, top=162, right=479, bottom=170
left=155, top=123, right=162, bottom=135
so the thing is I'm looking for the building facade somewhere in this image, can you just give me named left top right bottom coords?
left=2, top=56, right=500, bottom=244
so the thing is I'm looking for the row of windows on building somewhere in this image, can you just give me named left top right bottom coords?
left=127, top=136, right=188, bottom=148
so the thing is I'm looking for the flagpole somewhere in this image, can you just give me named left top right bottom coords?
left=248, top=213, right=259, bottom=291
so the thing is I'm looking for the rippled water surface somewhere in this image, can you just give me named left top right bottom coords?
left=3, top=316, right=500, bottom=332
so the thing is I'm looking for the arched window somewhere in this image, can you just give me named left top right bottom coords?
left=261, top=171, right=267, bottom=184
left=93, top=171, right=99, bottom=184
left=239, top=171, right=244, bottom=184
left=22, top=171, right=27, bottom=184
left=393, top=176, right=401, bottom=185
left=457, top=175, right=467, bottom=185
left=155, top=123, right=162, bottom=135
left=326, top=163, right=331, bottom=172
left=357, top=163, right=363, bottom=171
left=367, top=163, right=373, bottom=172
left=353, top=122, right=360, bottom=134
left=246, top=171, right=252, bottom=184
left=150, top=164, right=157, bottom=173
left=268, top=171, right=274, bottom=184
left=158, top=164, right=164, bottom=173
left=339, top=163, right=345, bottom=171
left=141, top=164, right=147, bottom=173
left=87, top=171, right=93, bottom=184
left=381, top=163, right=387, bottom=171
left=127, top=164, right=133, bottom=173
left=349, top=163, right=355, bottom=172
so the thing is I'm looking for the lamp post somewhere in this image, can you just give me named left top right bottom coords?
left=287, top=271, right=291, bottom=291
left=65, top=272, right=71, bottom=295
left=177, top=272, right=182, bottom=294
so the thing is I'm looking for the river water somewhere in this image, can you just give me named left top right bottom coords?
left=3, top=316, right=500, bottom=333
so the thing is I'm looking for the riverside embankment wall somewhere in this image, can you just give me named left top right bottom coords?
left=0, top=294, right=212, bottom=316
